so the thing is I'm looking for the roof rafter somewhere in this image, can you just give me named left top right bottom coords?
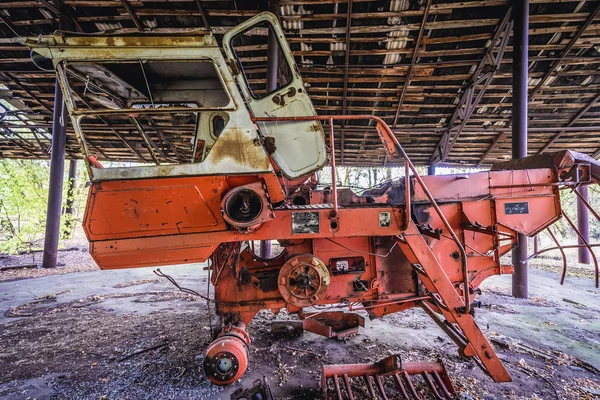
left=391, top=0, right=431, bottom=128
left=539, top=91, right=600, bottom=153
left=528, top=4, right=600, bottom=101
left=430, top=7, right=512, bottom=165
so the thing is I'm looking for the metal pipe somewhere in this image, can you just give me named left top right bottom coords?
left=42, top=80, right=68, bottom=268
left=329, top=118, right=338, bottom=215
left=544, top=227, right=568, bottom=285
left=511, top=0, right=529, bottom=299
left=563, top=212, right=599, bottom=288
left=265, top=1, right=279, bottom=94
left=573, top=185, right=600, bottom=222
left=576, top=185, right=591, bottom=264
left=403, top=160, right=411, bottom=230
left=428, top=165, right=435, bottom=176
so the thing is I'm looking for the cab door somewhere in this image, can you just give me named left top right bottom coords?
left=223, top=12, right=327, bottom=179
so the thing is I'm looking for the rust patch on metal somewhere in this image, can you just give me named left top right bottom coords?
left=208, top=128, right=271, bottom=170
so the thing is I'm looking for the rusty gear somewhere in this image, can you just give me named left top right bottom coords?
left=278, top=254, right=330, bottom=307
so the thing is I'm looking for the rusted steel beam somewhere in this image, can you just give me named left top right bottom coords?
left=193, top=0, right=211, bottom=30
left=528, top=5, right=600, bottom=101
left=0, top=16, right=19, bottom=36
left=511, top=0, right=529, bottom=299
left=119, top=0, right=143, bottom=31
left=37, top=0, right=85, bottom=32
left=392, top=0, right=432, bottom=128
left=538, top=91, right=600, bottom=153
left=3, top=72, right=53, bottom=114
left=430, top=8, right=512, bottom=164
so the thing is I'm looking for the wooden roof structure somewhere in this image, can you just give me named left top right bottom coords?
left=1, top=0, right=599, bottom=167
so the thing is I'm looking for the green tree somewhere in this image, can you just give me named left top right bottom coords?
left=0, top=159, right=88, bottom=254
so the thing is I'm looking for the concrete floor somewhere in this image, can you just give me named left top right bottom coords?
left=0, top=263, right=599, bottom=399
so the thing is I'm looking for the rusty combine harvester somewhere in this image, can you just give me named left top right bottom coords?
left=26, top=11, right=600, bottom=399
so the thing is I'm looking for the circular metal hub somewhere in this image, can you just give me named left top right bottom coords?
left=203, top=335, right=249, bottom=385
left=278, top=254, right=330, bottom=307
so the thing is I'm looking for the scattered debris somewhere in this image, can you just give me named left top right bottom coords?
left=118, top=341, right=170, bottom=362
left=562, top=298, right=588, bottom=308
left=271, top=320, right=304, bottom=338
left=5, top=291, right=199, bottom=318
left=35, top=289, right=73, bottom=301
left=491, top=334, right=600, bottom=375
left=283, top=346, right=322, bottom=358
left=512, top=359, right=559, bottom=399
left=113, top=279, right=160, bottom=288
left=0, top=264, right=38, bottom=271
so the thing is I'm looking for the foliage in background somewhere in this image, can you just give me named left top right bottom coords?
left=557, top=185, right=600, bottom=239
left=0, top=159, right=88, bottom=254
left=0, top=161, right=598, bottom=255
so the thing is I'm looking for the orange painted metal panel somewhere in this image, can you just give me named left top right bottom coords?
left=495, top=195, right=561, bottom=236
left=94, top=243, right=216, bottom=270
left=89, top=208, right=405, bottom=269
left=414, top=173, right=491, bottom=203
left=87, top=184, right=223, bottom=239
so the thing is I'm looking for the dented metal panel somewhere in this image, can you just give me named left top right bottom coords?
left=223, top=12, right=327, bottom=179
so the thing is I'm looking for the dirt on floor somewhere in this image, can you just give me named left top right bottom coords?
left=0, top=260, right=599, bottom=400
left=0, top=239, right=98, bottom=282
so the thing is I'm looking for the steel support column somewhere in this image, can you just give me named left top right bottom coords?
left=511, top=0, right=529, bottom=298
left=42, top=80, right=68, bottom=268
left=265, top=1, right=280, bottom=94
left=427, top=165, right=435, bottom=176
left=577, top=185, right=591, bottom=264
left=260, top=1, right=280, bottom=259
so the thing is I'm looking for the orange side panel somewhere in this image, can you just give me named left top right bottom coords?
left=90, top=207, right=404, bottom=269
left=84, top=174, right=284, bottom=241
left=84, top=176, right=229, bottom=241
left=92, top=243, right=216, bottom=270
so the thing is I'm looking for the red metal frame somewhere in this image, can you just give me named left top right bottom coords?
left=79, top=113, right=599, bottom=387
left=252, top=114, right=471, bottom=313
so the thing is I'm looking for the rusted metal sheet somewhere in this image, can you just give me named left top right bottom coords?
left=303, top=312, right=365, bottom=340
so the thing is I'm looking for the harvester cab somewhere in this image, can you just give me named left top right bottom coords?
left=25, top=12, right=600, bottom=399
